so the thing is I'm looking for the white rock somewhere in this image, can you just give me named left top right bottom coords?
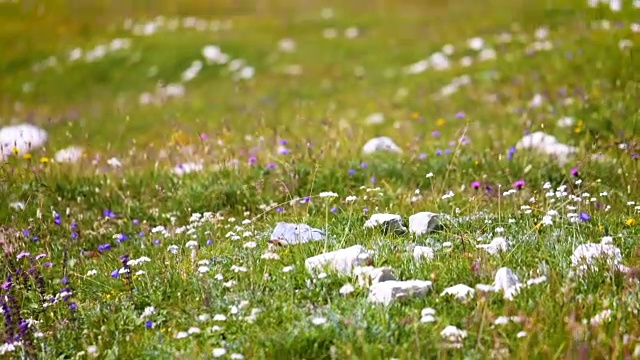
left=368, top=280, right=432, bottom=305
left=54, top=146, right=83, bottom=163
left=409, top=212, right=440, bottom=236
left=361, top=136, right=402, bottom=155
left=493, top=267, right=522, bottom=300
left=440, top=284, right=475, bottom=301
left=353, top=266, right=396, bottom=287
left=0, top=123, right=48, bottom=159
left=364, top=213, right=407, bottom=234
left=476, top=236, right=509, bottom=255
left=413, top=246, right=435, bottom=262
left=570, top=240, right=628, bottom=275
left=515, top=131, right=577, bottom=164
left=305, top=245, right=373, bottom=275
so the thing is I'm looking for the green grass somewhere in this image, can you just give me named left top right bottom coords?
left=1, top=0, right=640, bottom=358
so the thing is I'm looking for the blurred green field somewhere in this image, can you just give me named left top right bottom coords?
left=1, top=0, right=640, bottom=359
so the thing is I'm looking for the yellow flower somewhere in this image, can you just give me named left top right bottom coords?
left=171, top=130, right=190, bottom=147
left=23, top=153, right=32, bottom=160
left=411, top=112, right=420, bottom=120
left=436, top=118, right=446, bottom=127
left=625, top=218, right=636, bottom=226
left=12, top=147, right=19, bottom=155
left=40, top=157, right=49, bottom=163
left=598, top=225, right=604, bottom=232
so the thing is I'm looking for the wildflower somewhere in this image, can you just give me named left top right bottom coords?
left=40, top=157, right=49, bottom=164
left=145, top=320, right=154, bottom=329
left=319, top=191, right=338, bottom=198
left=471, top=181, right=481, bottom=189
left=212, top=348, right=227, bottom=358
left=570, top=167, right=579, bottom=177
left=513, top=179, right=526, bottom=189
left=311, top=317, right=327, bottom=325
left=339, top=284, right=355, bottom=295
left=580, top=212, right=591, bottom=222
left=282, top=266, right=294, bottom=273
left=97, top=243, right=111, bottom=252
left=110, top=269, right=120, bottom=279
left=625, top=218, right=636, bottom=226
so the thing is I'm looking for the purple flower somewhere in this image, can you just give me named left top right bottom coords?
left=363, top=207, right=369, bottom=213
left=330, top=206, right=338, bottom=213
left=1, top=281, right=11, bottom=291
left=145, top=320, right=154, bottom=329
left=248, top=155, right=258, bottom=165
left=418, top=153, right=427, bottom=160
left=206, top=239, right=213, bottom=246
left=507, top=147, right=516, bottom=160
left=32, top=237, right=39, bottom=242
left=513, top=179, right=526, bottom=189
left=54, top=213, right=61, bottom=225
left=35, top=253, right=47, bottom=260
left=276, top=207, right=284, bottom=213
left=279, top=139, right=288, bottom=145
left=103, top=209, right=115, bottom=218
left=266, top=162, right=277, bottom=170
left=111, top=269, right=120, bottom=279
left=116, top=233, right=128, bottom=243
left=69, top=303, right=77, bottom=311
left=133, top=219, right=139, bottom=225
left=71, top=222, right=78, bottom=229
left=42, top=262, right=53, bottom=268
left=61, top=276, right=69, bottom=284
left=97, top=244, right=111, bottom=252
left=436, top=150, right=443, bottom=156
left=570, top=167, right=579, bottom=177
left=444, top=149, right=451, bottom=155
left=138, top=232, right=145, bottom=237
left=432, top=131, right=440, bottom=138
left=370, top=176, right=376, bottom=184
left=22, top=229, right=29, bottom=237
left=302, top=196, right=311, bottom=203
left=580, top=212, right=591, bottom=222
left=348, top=169, right=356, bottom=176
left=71, top=232, right=78, bottom=240
left=455, top=111, right=465, bottom=119
left=360, top=162, right=367, bottom=169
left=199, top=133, right=209, bottom=141
left=471, top=181, right=481, bottom=189
left=119, top=254, right=130, bottom=265
left=16, top=252, right=30, bottom=260
left=153, top=239, right=161, bottom=246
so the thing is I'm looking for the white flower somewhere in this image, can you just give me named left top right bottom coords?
left=339, top=284, right=355, bottom=295
left=517, top=331, right=527, bottom=338
left=167, top=245, right=179, bottom=254
left=243, top=241, right=257, bottom=249
left=345, top=195, right=358, bottom=202
left=212, top=348, right=227, bottom=358
left=319, top=191, right=339, bottom=198
left=198, top=266, right=210, bottom=274
left=86, top=269, right=98, bottom=276
left=426, top=172, right=434, bottom=178
left=174, top=331, right=189, bottom=339
left=197, top=314, right=210, bottom=322
left=140, top=306, right=156, bottom=319
left=261, top=252, right=280, bottom=260
left=107, top=157, right=122, bottom=168
left=187, top=327, right=201, bottom=334
left=282, top=266, right=294, bottom=273
left=230, top=354, right=245, bottom=360
left=213, top=314, right=227, bottom=321
left=311, top=317, right=327, bottom=325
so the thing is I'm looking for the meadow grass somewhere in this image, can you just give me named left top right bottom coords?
left=0, top=0, right=639, bottom=358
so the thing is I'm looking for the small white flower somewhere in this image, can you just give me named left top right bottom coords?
left=345, top=195, right=358, bottom=202
left=230, top=354, right=245, bottom=360
left=243, top=241, right=257, bottom=249
left=231, top=265, right=248, bottom=273
left=517, top=331, right=527, bottom=338
left=213, top=314, right=227, bottom=321
left=175, top=331, right=189, bottom=339
left=261, top=252, right=280, bottom=260
left=339, top=284, right=355, bottom=295
left=107, top=157, right=122, bottom=168
left=187, top=327, right=201, bottom=334
left=86, top=269, right=98, bottom=276
left=426, top=172, right=434, bottom=178
left=319, top=191, right=339, bottom=198
left=311, top=317, right=327, bottom=325
left=212, top=348, right=227, bottom=358
left=223, top=280, right=237, bottom=288
left=282, top=265, right=294, bottom=273
left=198, top=266, right=210, bottom=274
left=140, top=306, right=156, bottom=319
left=185, top=240, right=198, bottom=248
left=167, top=245, right=179, bottom=254
left=197, top=314, right=210, bottom=322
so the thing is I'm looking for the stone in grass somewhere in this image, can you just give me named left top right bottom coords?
left=0, top=123, right=48, bottom=160
left=413, top=246, right=435, bottom=262
left=440, top=284, right=475, bottom=301
left=368, top=280, right=432, bottom=305
left=493, top=267, right=522, bottom=300
left=54, top=146, right=84, bottom=163
left=268, top=222, right=325, bottom=246
left=353, top=266, right=396, bottom=287
left=514, top=131, right=577, bottom=165
left=409, top=212, right=441, bottom=236
left=364, top=214, right=407, bottom=235
left=305, top=245, right=373, bottom=275
left=361, top=136, right=402, bottom=155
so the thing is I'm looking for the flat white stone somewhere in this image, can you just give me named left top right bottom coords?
left=362, top=136, right=402, bottom=155
left=440, top=284, right=475, bottom=301
left=409, top=212, right=440, bottom=236
left=305, top=245, right=373, bottom=275
left=353, top=266, right=396, bottom=287
left=413, top=246, right=435, bottom=262
left=364, top=213, right=407, bottom=234
left=368, top=280, right=432, bottom=305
